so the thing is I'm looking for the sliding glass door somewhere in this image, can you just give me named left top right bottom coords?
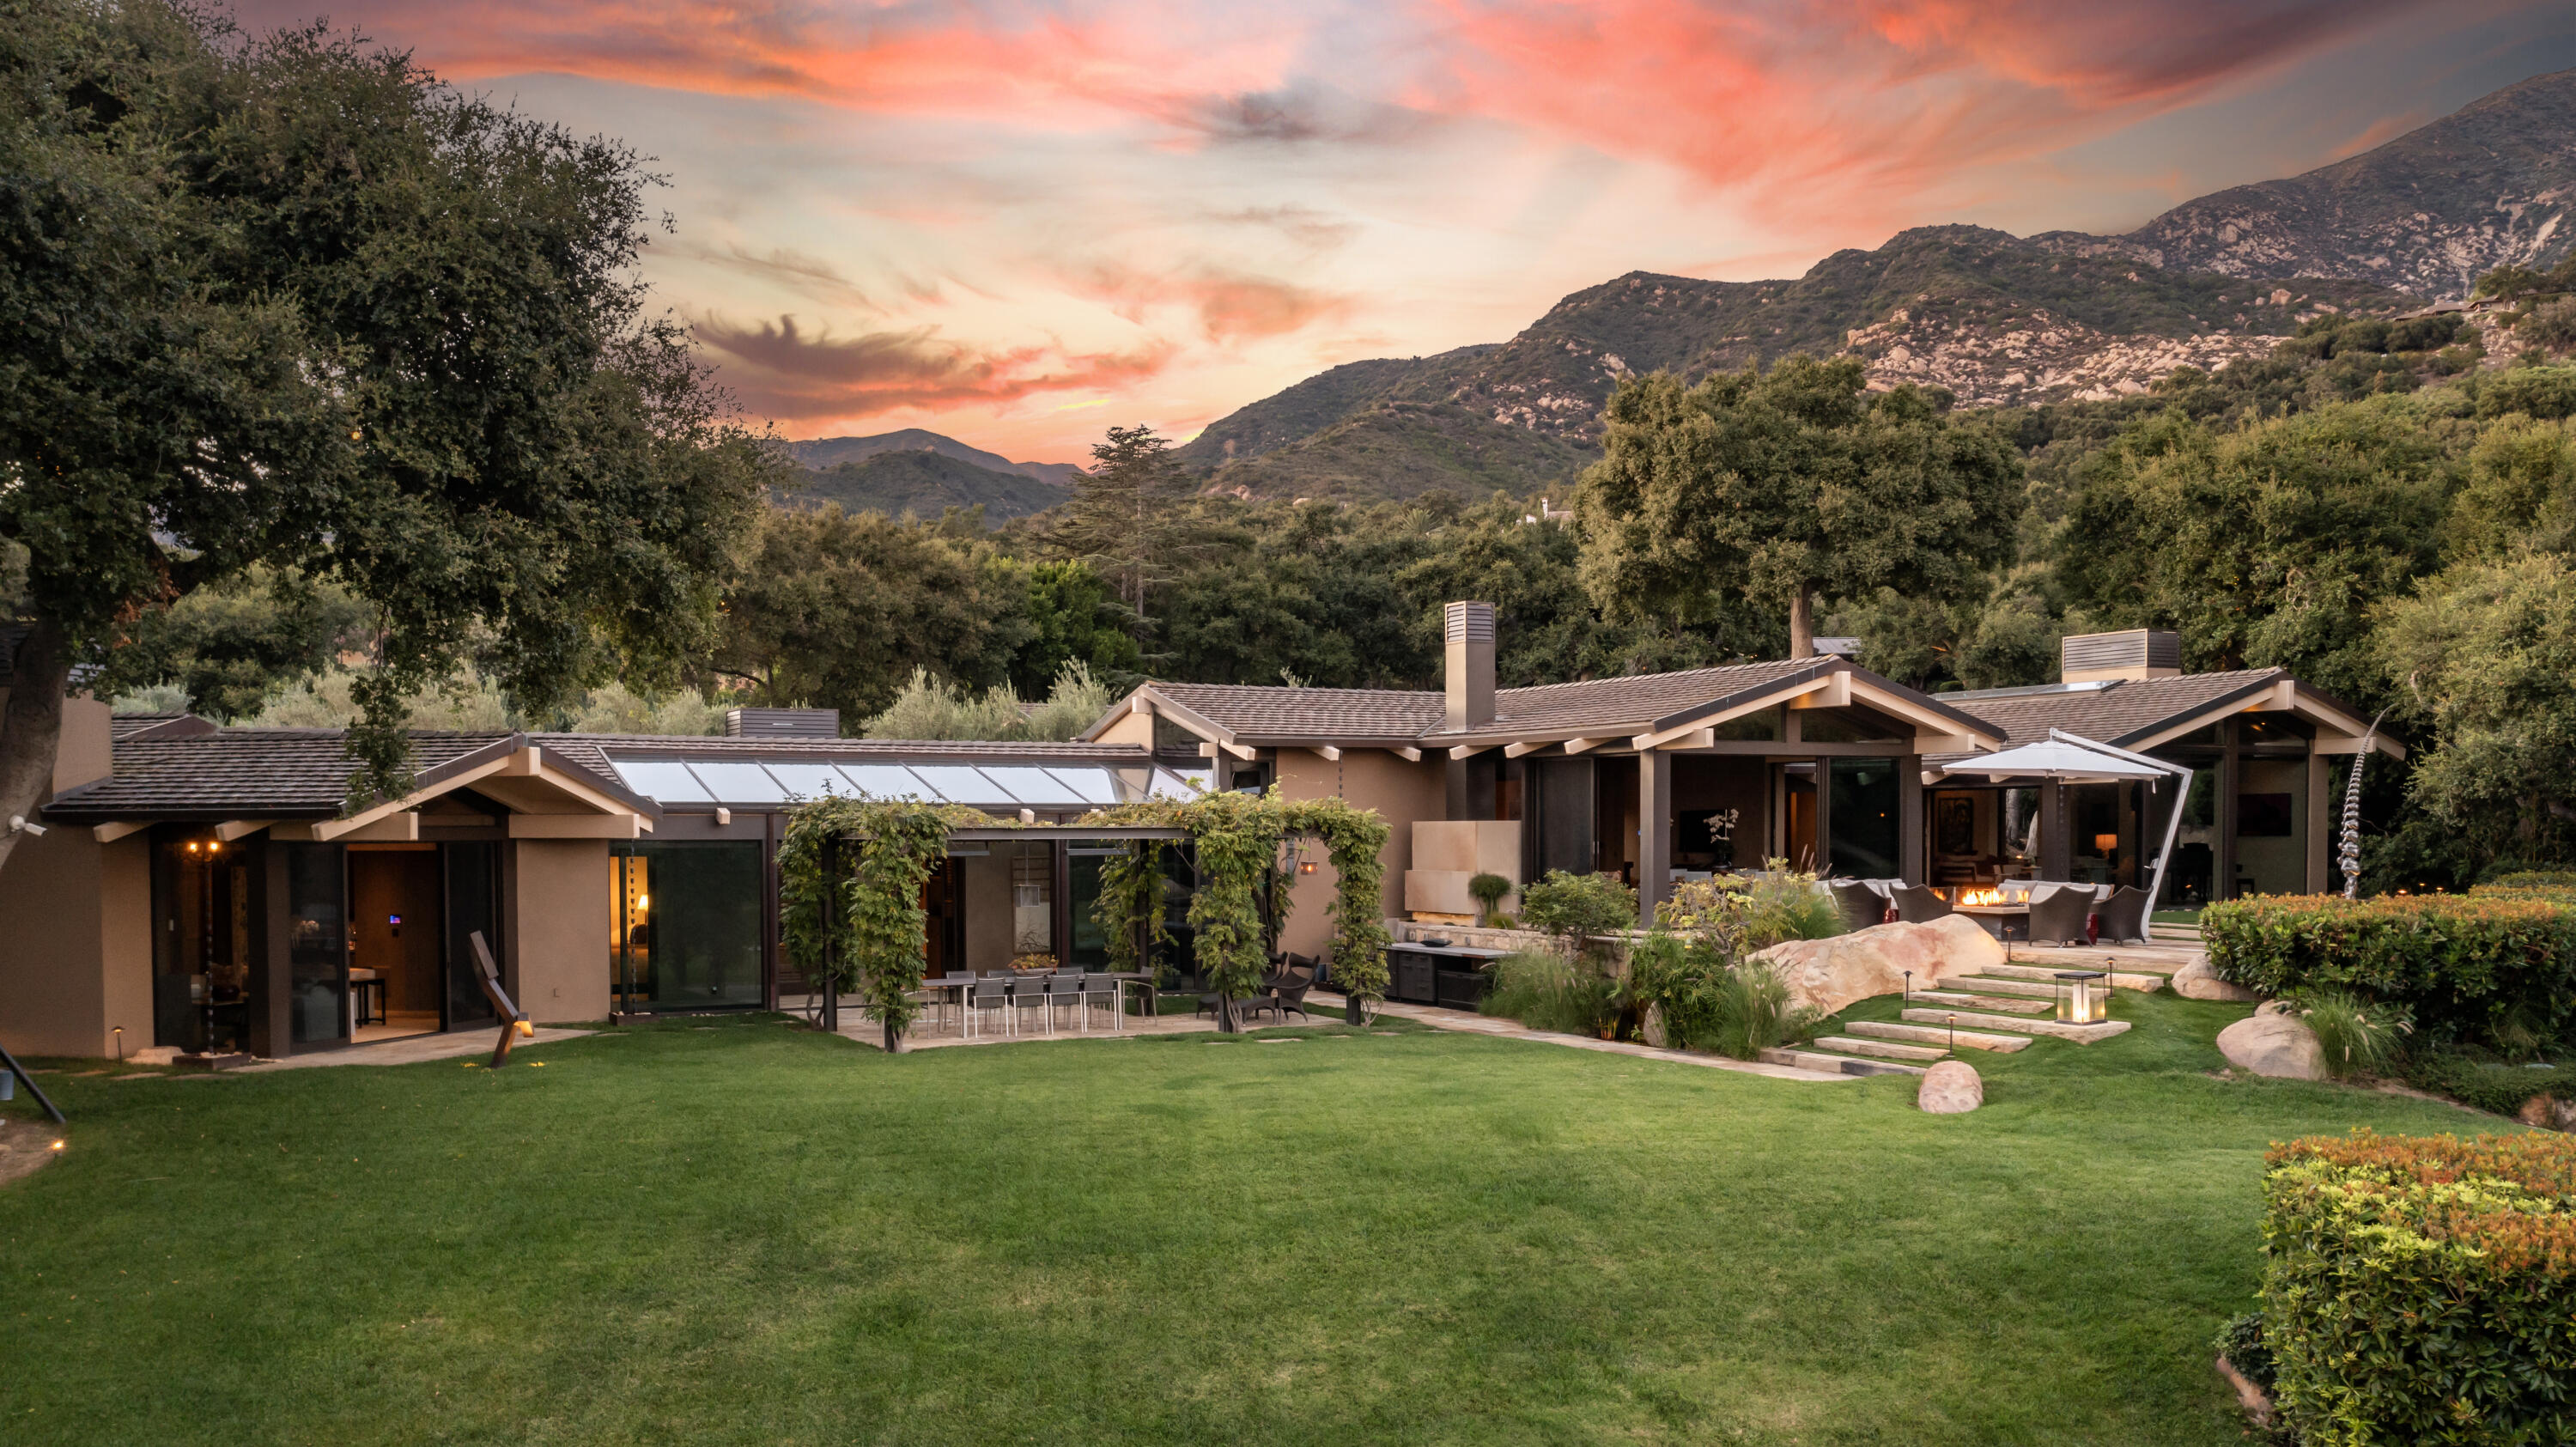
left=610, top=842, right=764, bottom=1013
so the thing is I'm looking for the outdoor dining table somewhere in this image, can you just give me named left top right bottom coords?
left=924, top=970, right=1153, bottom=1036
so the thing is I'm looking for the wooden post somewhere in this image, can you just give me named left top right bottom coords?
left=1637, top=749, right=1671, bottom=927
left=2216, top=720, right=2241, bottom=902
left=1898, top=753, right=1925, bottom=885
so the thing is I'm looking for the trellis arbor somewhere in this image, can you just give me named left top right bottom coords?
left=778, top=789, right=1391, bottom=1048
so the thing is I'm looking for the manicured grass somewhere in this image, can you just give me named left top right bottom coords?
left=0, top=1000, right=2500, bottom=1445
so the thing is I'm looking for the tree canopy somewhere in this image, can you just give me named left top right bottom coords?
left=0, top=0, right=776, bottom=851
left=1571, top=356, right=2023, bottom=656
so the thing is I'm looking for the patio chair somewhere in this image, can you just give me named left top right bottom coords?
left=1251, top=965, right=1315, bottom=1024
left=967, top=977, right=1013, bottom=1038
left=1828, top=880, right=1887, bottom=933
left=2094, top=885, right=2151, bottom=945
left=1078, top=971, right=1121, bottom=1032
left=1013, top=978, right=1053, bottom=1034
left=1044, top=973, right=1083, bottom=1032
left=932, top=972, right=974, bottom=1033
left=2027, top=885, right=2094, bottom=946
left=1891, top=885, right=1953, bottom=924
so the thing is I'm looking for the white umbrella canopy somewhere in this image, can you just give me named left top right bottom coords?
left=1938, top=739, right=2168, bottom=782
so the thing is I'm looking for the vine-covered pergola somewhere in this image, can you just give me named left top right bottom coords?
left=778, top=788, right=1390, bottom=1050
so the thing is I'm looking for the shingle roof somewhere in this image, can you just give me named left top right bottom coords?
left=1945, top=670, right=2281, bottom=748
left=1145, top=683, right=1446, bottom=742
left=46, top=726, right=1166, bottom=823
left=1145, top=658, right=1997, bottom=745
left=45, top=730, right=513, bottom=822
left=1427, top=658, right=1835, bottom=740
left=110, top=712, right=218, bottom=742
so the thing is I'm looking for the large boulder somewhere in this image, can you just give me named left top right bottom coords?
left=2517, top=1095, right=2575, bottom=1133
left=1917, top=1060, right=1984, bottom=1114
left=2217, top=1010, right=2325, bottom=1080
left=2171, top=957, right=2259, bottom=1002
left=1750, top=915, right=2004, bottom=1015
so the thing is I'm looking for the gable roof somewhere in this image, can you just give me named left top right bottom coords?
left=44, top=730, right=523, bottom=823
left=1104, top=656, right=2001, bottom=751
left=1945, top=670, right=2400, bottom=757
left=1129, top=684, right=1445, bottom=745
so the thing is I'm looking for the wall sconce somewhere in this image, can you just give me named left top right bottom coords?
left=2055, top=969, right=2110, bottom=1024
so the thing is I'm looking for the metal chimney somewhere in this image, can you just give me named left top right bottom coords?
left=1445, top=601, right=1496, bottom=730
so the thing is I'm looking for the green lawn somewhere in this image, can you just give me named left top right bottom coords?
left=0, top=997, right=2499, bottom=1445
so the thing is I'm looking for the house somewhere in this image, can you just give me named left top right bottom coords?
left=0, top=601, right=2398, bottom=1061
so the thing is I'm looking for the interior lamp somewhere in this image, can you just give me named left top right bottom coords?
left=2092, top=833, right=2119, bottom=854
left=2055, top=969, right=2111, bottom=1024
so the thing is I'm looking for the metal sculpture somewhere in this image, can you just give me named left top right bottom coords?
left=2339, top=712, right=2387, bottom=899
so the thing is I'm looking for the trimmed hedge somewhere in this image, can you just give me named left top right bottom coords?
left=2405, top=1054, right=2574, bottom=1121
left=2261, top=1130, right=2576, bottom=1446
left=2202, top=894, right=2576, bottom=1048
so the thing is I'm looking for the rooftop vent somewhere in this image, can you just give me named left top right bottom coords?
left=725, top=707, right=841, bottom=739
left=2060, top=629, right=2180, bottom=684
left=1811, top=635, right=1862, bottom=660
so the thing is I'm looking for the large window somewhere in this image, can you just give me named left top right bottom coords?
left=1828, top=757, right=1900, bottom=879
left=609, top=842, right=764, bottom=1013
left=285, top=844, right=348, bottom=1047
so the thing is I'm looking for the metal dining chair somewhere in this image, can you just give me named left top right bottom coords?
left=1045, top=973, right=1084, bottom=1034
left=1079, top=972, right=1121, bottom=1032
left=967, top=977, right=1013, bottom=1038
left=934, top=972, right=975, bottom=1033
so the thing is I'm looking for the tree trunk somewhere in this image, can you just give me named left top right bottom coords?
left=1787, top=586, right=1816, bottom=660
left=884, top=1016, right=903, bottom=1055
left=1217, top=995, right=1239, bottom=1035
left=0, top=615, right=71, bottom=878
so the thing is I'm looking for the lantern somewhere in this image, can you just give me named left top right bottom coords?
left=2054, top=970, right=2110, bottom=1024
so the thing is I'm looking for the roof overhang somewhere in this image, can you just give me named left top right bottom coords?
left=2121, top=677, right=2403, bottom=759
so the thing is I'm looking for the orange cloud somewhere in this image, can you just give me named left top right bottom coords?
left=1068, top=265, right=1353, bottom=342
left=693, top=313, right=1179, bottom=421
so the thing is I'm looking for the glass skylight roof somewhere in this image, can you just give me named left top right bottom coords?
left=604, top=757, right=1206, bottom=811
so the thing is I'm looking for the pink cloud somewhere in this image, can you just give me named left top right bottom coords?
left=693, top=313, right=1179, bottom=421
left=1067, top=264, right=1353, bottom=342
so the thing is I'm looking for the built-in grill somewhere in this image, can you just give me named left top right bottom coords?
left=1383, top=942, right=1507, bottom=1008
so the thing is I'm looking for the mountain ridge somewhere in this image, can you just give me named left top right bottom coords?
left=788, top=429, right=1084, bottom=486
left=1176, top=67, right=2576, bottom=500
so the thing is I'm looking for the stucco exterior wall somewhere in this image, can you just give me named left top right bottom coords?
left=509, top=838, right=611, bottom=1023
left=0, top=696, right=138, bottom=1058
left=1272, top=748, right=1445, bottom=962
left=961, top=850, right=1015, bottom=972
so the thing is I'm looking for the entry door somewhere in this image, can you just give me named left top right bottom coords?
left=443, top=842, right=499, bottom=1029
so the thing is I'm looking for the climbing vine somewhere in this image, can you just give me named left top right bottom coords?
left=779, top=795, right=991, bottom=1050
left=1080, top=789, right=1393, bottom=1026
left=781, top=787, right=1394, bottom=1045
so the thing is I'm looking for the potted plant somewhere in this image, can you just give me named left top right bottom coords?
left=1467, top=872, right=1513, bottom=929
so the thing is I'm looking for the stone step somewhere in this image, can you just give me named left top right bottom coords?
left=1971, top=962, right=2170, bottom=992
left=1810, top=1034, right=1950, bottom=1061
left=1845, top=1019, right=2032, bottom=1053
left=1910, top=990, right=2052, bottom=1015
left=1758, top=1045, right=1931, bottom=1078
left=1946, top=975, right=2059, bottom=999
left=1900, top=1007, right=2133, bottom=1044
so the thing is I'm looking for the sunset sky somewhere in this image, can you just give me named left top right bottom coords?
left=234, top=1, right=2576, bottom=464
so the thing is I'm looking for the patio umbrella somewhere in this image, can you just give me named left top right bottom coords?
left=1938, top=734, right=2190, bottom=907
left=1936, top=739, right=2167, bottom=782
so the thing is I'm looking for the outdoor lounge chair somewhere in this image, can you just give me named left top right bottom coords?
left=1248, top=964, right=1315, bottom=1024
left=2094, top=885, right=2151, bottom=945
left=1828, top=880, right=1887, bottom=933
left=2026, top=885, right=2094, bottom=946
left=1891, top=885, right=1953, bottom=923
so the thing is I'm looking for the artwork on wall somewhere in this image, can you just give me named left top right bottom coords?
left=2237, top=793, right=2294, bottom=837
left=1934, top=794, right=1977, bottom=856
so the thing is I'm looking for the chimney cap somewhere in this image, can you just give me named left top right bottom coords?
left=2060, top=629, right=2180, bottom=684
left=1443, top=600, right=1495, bottom=643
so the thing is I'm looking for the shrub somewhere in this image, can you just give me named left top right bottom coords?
left=2202, top=894, right=2576, bottom=1050
left=2403, top=1051, right=2573, bottom=1119
left=1655, top=864, right=1844, bottom=954
left=2215, top=1310, right=2275, bottom=1391
left=1518, top=870, right=1638, bottom=959
left=2259, top=1130, right=2576, bottom=1446
left=2295, top=988, right=2409, bottom=1080
left=1481, top=949, right=1617, bottom=1037
left=1466, top=872, right=1513, bottom=927
left=1703, top=958, right=1832, bottom=1061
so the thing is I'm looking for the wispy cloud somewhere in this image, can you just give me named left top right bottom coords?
left=693, top=314, right=1180, bottom=421
left=1068, top=264, right=1354, bottom=342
